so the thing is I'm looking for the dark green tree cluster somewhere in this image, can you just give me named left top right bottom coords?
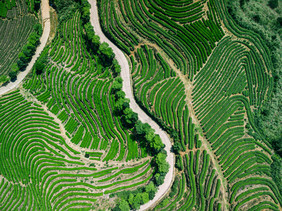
left=84, top=23, right=100, bottom=53
left=25, top=0, right=41, bottom=13
left=112, top=76, right=137, bottom=128
left=173, top=141, right=182, bottom=154
left=50, top=0, right=115, bottom=66
left=113, top=182, right=158, bottom=211
left=0, top=75, right=9, bottom=85
left=35, top=47, right=49, bottom=75
left=111, top=60, right=169, bottom=210
left=84, top=22, right=115, bottom=66
left=49, top=0, right=80, bottom=22
left=49, top=0, right=90, bottom=23
left=9, top=23, right=42, bottom=80
left=34, top=0, right=41, bottom=12
left=0, top=0, right=16, bottom=18
left=80, top=0, right=90, bottom=23
left=268, top=0, right=278, bottom=9
left=154, top=152, right=169, bottom=185
left=135, top=121, right=164, bottom=154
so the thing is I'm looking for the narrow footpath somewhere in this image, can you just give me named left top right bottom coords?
left=88, top=1, right=175, bottom=210
left=0, top=0, right=50, bottom=96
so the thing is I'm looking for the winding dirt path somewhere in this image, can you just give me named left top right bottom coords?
left=0, top=0, right=50, bottom=96
left=88, top=0, right=174, bottom=210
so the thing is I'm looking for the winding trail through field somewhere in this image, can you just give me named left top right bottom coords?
left=89, top=0, right=174, bottom=210
left=0, top=0, right=50, bottom=96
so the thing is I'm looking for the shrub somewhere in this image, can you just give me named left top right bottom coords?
left=99, top=42, right=115, bottom=65
left=268, top=0, right=278, bottom=9
left=173, top=141, right=182, bottom=154
left=0, top=75, right=9, bottom=85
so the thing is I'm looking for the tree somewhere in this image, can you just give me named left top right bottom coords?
left=28, top=32, right=40, bottom=46
left=22, top=43, right=35, bottom=57
left=35, top=61, right=45, bottom=74
left=113, top=59, right=121, bottom=75
left=150, top=135, right=164, bottom=153
left=35, top=51, right=48, bottom=75
left=16, top=57, right=25, bottom=70
left=145, top=182, right=157, bottom=200
left=0, top=75, right=9, bottom=85
left=92, top=35, right=100, bottom=51
left=84, top=22, right=94, bottom=37
left=145, top=128, right=155, bottom=142
left=142, top=192, right=149, bottom=204
left=33, top=24, right=43, bottom=36
left=9, top=63, right=19, bottom=80
left=155, top=152, right=169, bottom=174
left=11, top=63, right=19, bottom=72
left=99, top=42, right=115, bottom=65
left=112, top=81, right=122, bottom=92
left=155, top=173, right=165, bottom=186
left=9, top=70, right=17, bottom=80
left=268, top=0, right=278, bottom=9
left=81, top=6, right=90, bottom=23
left=135, top=121, right=151, bottom=136
left=123, top=108, right=138, bottom=126
left=115, top=76, right=122, bottom=83
left=112, top=80, right=122, bottom=92
left=34, top=0, right=40, bottom=11
left=169, top=178, right=179, bottom=197
left=128, top=193, right=134, bottom=207
left=116, top=90, right=125, bottom=99
left=173, top=141, right=182, bottom=154
left=132, top=193, right=142, bottom=210
left=18, top=51, right=29, bottom=64
left=277, top=17, right=282, bottom=27
left=115, top=98, right=129, bottom=113
left=118, top=200, right=130, bottom=211
left=170, top=130, right=179, bottom=140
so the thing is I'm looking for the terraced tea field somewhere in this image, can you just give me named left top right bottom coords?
left=0, top=0, right=37, bottom=78
left=0, top=0, right=281, bottom=210
left=0, top=0, right=166, bottom=209
left=99, top=0, right=281, bottom=210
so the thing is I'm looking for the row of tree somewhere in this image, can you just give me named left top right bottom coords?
left=7, top=23, right=42, bottom=81
left=113, top=181, right=157, bottom=211
left=50, top=0, right=115, bottom=66
left=111, top=63, right=169, bottom=210
left=84, top=22, right=115, bottom=66
left=0, top=1, right=42, bottom=86
left=48, top=1, right=170, bottom=209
